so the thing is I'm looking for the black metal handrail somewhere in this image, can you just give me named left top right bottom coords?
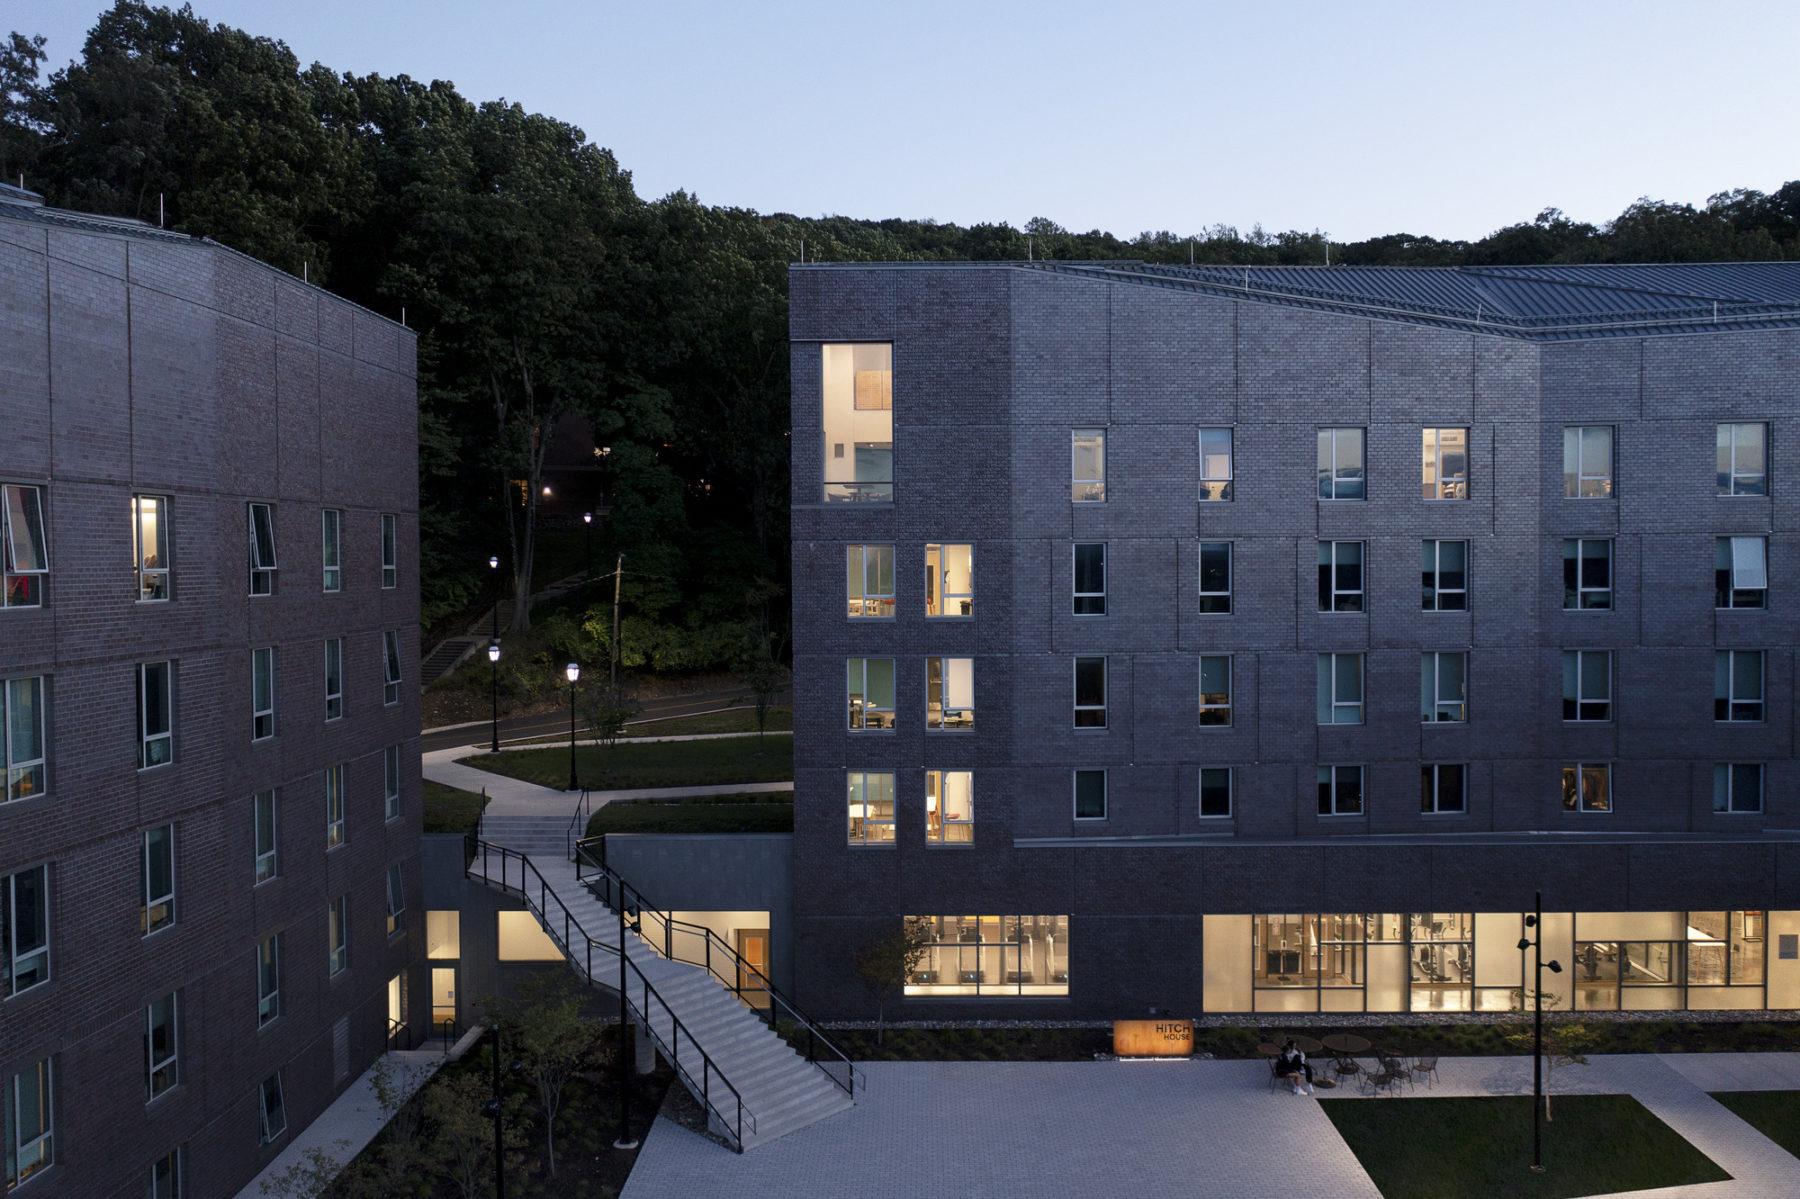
left=433, top=1015, right=462, bottom=1056
left=574, top=833, right=859, bottom=1101
left=386, top=1017, right=415, bottom=1051
left=466, top=837, right=753, bottom=1151
left=566, top=788, right=594, bottom=862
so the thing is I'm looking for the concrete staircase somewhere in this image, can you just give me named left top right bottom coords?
left=469, top=814, right=854, bottom=1150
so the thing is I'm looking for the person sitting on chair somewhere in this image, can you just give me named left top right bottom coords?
left=1275, top=1040, right=1314, bottom=1095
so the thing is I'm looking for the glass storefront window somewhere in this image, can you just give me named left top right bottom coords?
left=904, top=915, right=1068, bottom=997
left=1254, top=915, right=1317, bottom=988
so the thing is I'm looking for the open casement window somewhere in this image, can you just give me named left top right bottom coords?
left=1421, top=540, right=1466, bottom=611
left=1716, top=537, right=1767, bottom=609
left=3, top=865, right=50, bottom=995
left=133, top=495, right=169, bottom=601
left=257, top=936, right=281, bottom=1026
left=324, top=639, right=343, bottom=720
left=381, top=514, right=397, bottom=588
left=1071, top=430, right=1105, bottom=502
left=384, top=745, right=401, bottom=820
left=248, top=502, right=277, bottom=595
left=383, top=631, right=402, bottom=706
left=322, top=510, right=341, bottom=592
left=328, top=895, right=348, bottom=974
left=1561, top=650, right=1611, bottom=721
left=5, top=1058, right=52, bottom=1185
left=1073, top=769, right=1106, bottom=820
left=1073, top=657, right=1106, bottom=728
left=1561, top=763, right=1611, bottom=812
left=822, top=344, right=894, bottom=502
left=925, top=543, right=973, bottom=617
left=259, top=1072, right=286, bottom=1143
left=141, top=824, right=176, bottom=935
left=1563, top=427, right=1613, bottom=498
left=1199, top=542, right=1232, bottom=614
left=386, top=865, right=406, bottom=936
left=845, top=772, right=895, bottom=844
left=926, top=657, right=974, bottom=729
left=1, top=484, right=47, bottom=608
left=846, top=545, right=895, bottom=618
left=1316, top=653, right=1363, bottom=724
left=1198, top=767, right=1232, bottom=817
left=1420, top=652, right=1466, bottom=722
left=1199, top=428, right=1233, bottom=500
left=252, top=648, right=275, bottom=741
left=1563, top=539, right=1612, bottom=609
left=1717, top=423, right=1767, bottom=496
left=1317, top=541, right=1364, bottom=611
left=139, top=661, right=173, bottom=768
left=1421, top=763, right=1466, bottom=813
left=253, top=791, right=278, bottom=884
left=1317, top=429, right=1364, bottom=500
left=926, top=770, right=973, bottom=843
left=326, top=764, right=346, bottom=849
left=1073, top=543, right=1105, bottom=615
left=1198, top=656, right=1231, bottom=726
left=1317, top=765, right=1364, bottom=815
left=3, top=676, right=46, bottom=802
left=1715, top=650, right=1764, bottom=722
left=1421, top=428, right=1468, bottom=499
left=145, top=991, right=178, bottom=1100
left=846, top=658, right=895, bottom=729
left=1714, top=763, right=1763, bottom=813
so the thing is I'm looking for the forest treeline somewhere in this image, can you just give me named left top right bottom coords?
left=5, top=4, right=1800, bottom=669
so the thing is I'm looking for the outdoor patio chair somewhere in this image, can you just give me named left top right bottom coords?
left=1378, top=1054, right=1412, bottom=1092
left=1267, top=1056, right=1285, bottom=1092
left=1332, top=1054, right=1361, bottom=1081
left=1411, top=1053, right=1439, bottom=1088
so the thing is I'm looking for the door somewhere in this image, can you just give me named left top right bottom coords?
left=432, top=967, right=458, bottom=1034
left=736, top=929, right=770, bottom=1009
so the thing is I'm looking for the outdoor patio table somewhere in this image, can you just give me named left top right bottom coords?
left=1321, top=1033, right=1371, bottom=1055
left=1256, top=1042, right=1282, bottom=1056
left=1285, top=1035, right=1325, bottom=1055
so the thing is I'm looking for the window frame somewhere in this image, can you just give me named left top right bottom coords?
left=1563, top=426, right=1614, bottom=499
left=1561, top=650, right=1612, bottom=722
left=1198, top=766, right=1232, bottom=818
left=133, top=494, right=170, bottom=603
left=1421, top=539, right=1467, bottom=611
left=382, top=631, right=402, bottom=706
left=1072, top=543, right=1106, bottom=616
left=1317, top=428, right=1366, bottom=501
left=925, top=543, right=973, bottom=618
left=1198, top=655, right=1231, bottom=727
left=1717, top=423, right=1767, bottom=497
left=138, top=660, right=174, bottom=769
left=846, top=657, right=896, bottom=730
left=1316, top=653, right=1364, bottom=725
left=258, top=1072, right=286, bottom=1144
left=1421, top=427, right=1470, bottom=500
left=1715, top=650, right=1765, bottom=723
left=1317, top=764, right=1365, bottom=816
left=821, top=343, right=894, bottom=503
left=386, top=865, right=406, bottom=937
left=253, top=791, right=278, bottom=885
left=1071, top=429, right=1106, bottom=503
left=1421, top=762, right=1467, bottom=814
left=846, top=544, right=896, bottom=619
left=1421, top=651, right=1467, bottom=723
left=1561, top=762, right=1612, bottom=813
left=1072, top=769, right=1107, bottom=821
left=148, top=1147, right=182, bottom=1199
left=1715, top=536, right=1767, bottom=610
left=251, top=647, right=275, bottom=742
left=1073, top=656, right=1107, bottom=729
left=925, top=769, right=973, bottom=844
left=384, top=745, right=401, bottom=821
left=845, top=771, right=896, bottom=845
left=1199, top=428, right=1233, bottom=501
left=1713, top=763, right=1764, bottom=814
left=5, top=1057, right=52, bottom=1186
left=1563, top=538, right=1614, bottom=610
left=326, top=764, right=346, bottom=850
left=324, top=638, right=343, bottom=721
left=1317, top=540, right=1365, bottom=612
left=145, top=991, right=179, bottom=1102
left=321, top=509, right=341, bottom=593
left=3, top=675, right=47, bottom=803
left=3, top=864, right=51, bottom=996
left=1198, top=541, right=1232, bottom=615
left=328, top=895, right=348, bottom=976
left=141, top=824, right=176, bottom=937
left=380, top=513, right=397, bottom=589
left=248, top=502, right=277, bottom=596
left=925, top=657, right=974, bottom=730
left=1, top=483, right=48, bottom=609
left=256, top=936, right=280, bottom=1027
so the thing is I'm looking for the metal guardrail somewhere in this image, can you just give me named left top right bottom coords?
left=433, top=1015, right=461, bottom=1056
left=466, top=837, right=752, bottom=1151
left=575, top=833, right=859, bottom=1102
left=566, top=788, right=594, bottom=862
left=386, top=1017, right=415, bottom=1051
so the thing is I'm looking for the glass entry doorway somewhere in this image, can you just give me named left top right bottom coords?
left=736, top=929, right=771, bottom=1009
left=432, top=966, right=458, bottom=1034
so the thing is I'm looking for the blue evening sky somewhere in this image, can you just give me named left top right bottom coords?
left=20, top=1, right=1800, bottom=241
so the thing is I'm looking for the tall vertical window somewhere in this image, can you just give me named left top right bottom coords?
left=925, top=543, right=973, bottom=617
left=148, top=1148, right=182, bottom=1199
left=324, top=639, right=343, bottom=720
left=139, top=661, right=173, bottom=768
left=1717, top=423, right=1767, bottom=496
left=925, top=770, right=973, bottom=843
left=1562, top=650, right=1612, bottom=721
left=1, top=484, right=47, bottom=608
left=926, top=658, right=974, bottom=729
left=1317, top=765, right=1364, bottom=815
left=256, top=936, right=280, bottom=1026
left=380, top=514, right=397, bottom=588
left=1071, top=430, right=1106, bottom=502
left=2, top=676, right=45, bottom=802
left=321, top=510, right=341, bottom=592
left=328, top=895, right=348, bottom=975
left=846, top=545, right=895, bottom=618
left=1421, top=652, right=1467, bottom=723
left=846, top=658, right=895, bottom=729
left=384, top=745, right=401, bottom=820
left=1073, top=770, right=1107, bottom=820
left=258, top=1072, right=286, bottom=1143
left=326, top=764, right=345, bottom=849
left=1317, top=429, right=1365, bottom=500
left=1716, top=536, right=1767, bottom=609
left=4, top=1058, right=52, bottom=1186
left=846, top=772, right=895, bottom=844
left=1199, top=767, right=1232, bottom=818
left=1199, top=542, right=1232, bottom=614
left=1421, top=763, right=1466, bottom=813
left=1563, top=539, right=1613, bottom=609
left=145, top=992, right=178, bottom=1100
left=386, top=866, right=406, bottom=937
left=1421, top=428, right=1469, bottom=499
left=1714, top=763, right=1764, bottom=814
left=1421, top=540, right=1467, bottom=611
left=1562, top=763, right=1611, bottom=812
left=1073, top=657, right=1107, bottom=728
left=2, top=865, right=50, bottom=995
left=822, top=343, right=894, bottom=502
left=382, top=631, right=402, bottom=706
left=1198, top=656, right=1231, bottom=726
left=248, top=502, right=277, bottom=595
left=251, top=648, right=275, bottom=741
left=1318, top=541, right=1364, bottom=612
left=133, top=495, right=169, bottom=601
left=141, top=825, right=176, bottom=935
left=1563, top=427, right=1613, bottom=498
left=253, top=791, right=277, bottom=884
left=1715, top=650, right=1765, bottom=722
left=1073, top=543, right=1106, bottom=615
left=1199, top=428, right=1233, bottom=500
left=1317, top=653, right=1364, bottom=724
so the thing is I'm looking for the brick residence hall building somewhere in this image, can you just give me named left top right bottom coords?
left=0, top=185, right=421, bottom=1199
left=789, top=258, right=1800, bottom=1023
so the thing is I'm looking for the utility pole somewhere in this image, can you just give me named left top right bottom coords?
left=611, top=553, right=625, bottom=696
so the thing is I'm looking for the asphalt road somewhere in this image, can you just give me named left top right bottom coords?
left=420, top=685, right=789, bottom=753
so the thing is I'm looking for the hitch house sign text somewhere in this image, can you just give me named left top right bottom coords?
left=1112, top=1019, right=1194, bottom=1057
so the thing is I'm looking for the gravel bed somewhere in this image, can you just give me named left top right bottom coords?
left=822, top=1009, right=1799, bottom=1032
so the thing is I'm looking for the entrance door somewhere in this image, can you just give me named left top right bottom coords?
left=432, top=967, right=458, bottom=1035
left=736, top=929, right=770, bottom=1009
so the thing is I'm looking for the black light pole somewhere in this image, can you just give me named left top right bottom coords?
left=489, top=1021, right=505, bottom=1199
left=1517, top=891, right=1564, bottom=1174
left=614, top=901, right=638, bottom=1150
left=487, top=641, right=501, bottom=752
left=583, top=511, right=593, bottom=583
left=565, top=662, right=581, bottom=791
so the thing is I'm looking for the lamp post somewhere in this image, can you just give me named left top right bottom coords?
left=485, top=1022, right=521, bottom=1199
left=1516, top=891, right=1564, bottom=1173
left=487, top=641, right=501, bottom=753
left=582, top=511, right=593, bottom=584
left=565, top=662, right=581, bottom=791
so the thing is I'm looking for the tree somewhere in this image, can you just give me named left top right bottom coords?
left=420, top=1069, right=527, bottom=1199
left=741, top=650, right=784, bottom=747
left=482, top=975, right=610, bottom=1179
left=0, top=31, right=46, bottom=185
left=257, top=1140, right=352, bottom=1199
left=580, top=680, right=640, bottom=747
left=1503, top=1001, right=1603, bottom=1121
left=852, top=917, right=934, bottom=1045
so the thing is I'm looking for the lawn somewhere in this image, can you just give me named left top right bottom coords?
left=423, top=780, right=488, bottom=837
left=1710, top=1090, right=1800, bottom=1157
left=1321, top=1094, right=1728, bottom=1199
left=460, top=734, right=791, bottom=791
left=625, top=706, right=792, bottom=737
left=586, top=794, right=794, bottom=835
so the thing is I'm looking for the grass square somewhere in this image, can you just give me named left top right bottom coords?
left=1710, top=1090, right=1800, bottom=1158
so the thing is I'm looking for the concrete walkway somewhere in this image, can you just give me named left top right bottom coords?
left=424, top=744, right=790, bottom=822
left=620, top=1053, right=1800, bottom=1199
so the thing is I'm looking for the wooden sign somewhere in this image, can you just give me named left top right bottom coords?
left=1113, top=1019, right=1194, bottom=1057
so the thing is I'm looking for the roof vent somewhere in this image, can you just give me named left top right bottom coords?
left=0, top=182, right=44, bottom=208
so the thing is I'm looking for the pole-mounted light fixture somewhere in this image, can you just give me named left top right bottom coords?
left=488, top=642, right=500, bottom=664
left=1517, top=892, right=1563, bottom=1174
left=566, top=663, right=581, bottom=791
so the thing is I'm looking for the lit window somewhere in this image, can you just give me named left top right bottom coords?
left=1561, top=650, right=1611, bottom=721
left=1199, top=656, right=1231, bottom=727
left=1317, top=765, right=1364, bottom=815
left=252, top=647, right=275, bottom=741
left=145, top=992, right=179, bottom=1100
left=1199, top=767, right=1232, bottom=818
left=328, top=895, right=348, bottom=975
left=1316, top=653, right=1363, bottom=725
left=1199, top=542, right=1232, bottom=614
left=426, top=911, right=461, bottom=959
left=326, top=764, right=345, bottom=849
left=846, top=772, right=895, bottom=844
left=386, top=865, right=406, bottom=937
left=141, top=825, right=176, bottom=935
left=382, top=631, right=402, bottom=706
left=1, top=483, right=47, bottom=608
left=1421, top=428, right=1468, bottom=499
left=846, top=658, right=895, bottom=729
left=1317, top=541, right=1364, bottom=612
left=1717, top=423, right=1766, bottom=496
left=133, top=495, right=169, bottom=601
left=256, top=935, right=280, bottom=1026
left=1714, top=763, right=1763, bottom=814
left=248, top=502, right=277, bottom=595
left=1561, top=763, right=1611, bottom=812
left=1317, top=429, right=1364, bottom=500
left=1073, top=543, right=1105, bottom=615
left=1073, top=770, right=1106, bottom=820
left=148, top=1147, right=182, bottom=1199
left=1421, top=540, right=1466, bottom=611
left=253, top=791, right=277, bottom=885
left=822, top=344, right=893, bottom=502
left=1421, top=652, right=1466, bottom=723
left=2, top=676, right=46, bottom=802
left=1073, top=657, right=1106, bottom=728
left=4, top=1058, right=53, bottom=1185
left=2, top=865, right=50, bottom=995
left=324, top=639, right=343, bottom=720
left=905, top=915, right=1069, bottom=996
left=846, top=545, right=895, bottom=618
left=925, top=543, right=973, bottom=617
left=384, top=745, right=401, bottom=820
left=1421, top=763, right=1465, bottom=813
left=1563, top=539, right=1612, bottom=609
left=139, top=661, right=173, bottom=768
left=258, top=1072, right=286, bottom=1144
left=1715, top=650, right=1764, bottom=722
left=1716, top=536, right=1767, bottom=609
left=1199, top=429, right=1233, bottom=501
left=925, top=770, right=972, bottom=843
left=380, top=514, right=397, bottom=588
left=1071, top=430, right=1105, bottom=502
left=321, top=510, right=341, bottom=592
left=926, top=657, right=974, bottom=729
left=1563, top=427, right=1612, bottom=498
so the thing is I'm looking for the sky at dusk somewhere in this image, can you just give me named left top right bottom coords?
left=19, top=0, right=1800, bottom=242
